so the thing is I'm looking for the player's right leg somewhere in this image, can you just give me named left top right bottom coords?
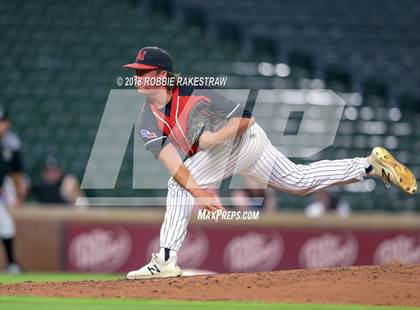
left=242, top=140, right=417, bottom=196
left=369, top=146, right=417, bottom=194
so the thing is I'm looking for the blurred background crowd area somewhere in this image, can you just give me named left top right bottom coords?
left=1, top=0, right=419, bottom=212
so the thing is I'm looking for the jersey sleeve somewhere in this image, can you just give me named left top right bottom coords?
left=136, top=103, right=170, bottom=159
left=199, top=89, right=252, bottom=119
left=10, top=150, right=24, bottom=172
left=4, top=131, right=24, bottom=172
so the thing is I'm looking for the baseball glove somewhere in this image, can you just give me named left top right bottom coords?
left=186, top=100, right=225, bottom=146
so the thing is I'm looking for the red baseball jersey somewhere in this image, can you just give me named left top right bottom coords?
left=137, top=85, right=251, bottom=159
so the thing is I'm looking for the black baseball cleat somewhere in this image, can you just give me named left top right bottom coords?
left=369, top=146, right=417, bottom=195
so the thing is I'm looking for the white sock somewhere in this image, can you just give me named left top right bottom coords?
left=364, top=157, right=375, bottom=176
left=159, top=247, right=177, bottom=261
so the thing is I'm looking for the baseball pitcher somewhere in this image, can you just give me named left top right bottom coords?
left=123, top=47, right=417, bottom=279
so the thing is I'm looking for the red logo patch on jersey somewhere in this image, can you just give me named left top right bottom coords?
left=136, top=50, right=147, bottom=62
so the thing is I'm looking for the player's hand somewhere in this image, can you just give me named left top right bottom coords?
left=198, top=131, right=218, bottom=150
left=192, top=189, right=225, bottom=212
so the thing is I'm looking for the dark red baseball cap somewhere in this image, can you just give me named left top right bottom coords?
left=124, top=46, right=173, bottom=72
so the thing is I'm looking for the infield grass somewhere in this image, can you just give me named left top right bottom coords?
left=0, top=296, right=416, bottom=310
left=0, top=272, right=123, bottom=284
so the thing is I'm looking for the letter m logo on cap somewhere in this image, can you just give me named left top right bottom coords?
left=136, top=50, right=147, bottom=62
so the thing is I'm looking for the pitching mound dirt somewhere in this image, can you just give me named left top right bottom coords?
left=1, top=264, right=419, bottom=306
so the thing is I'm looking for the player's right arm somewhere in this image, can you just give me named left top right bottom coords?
left=137, top=103, right=224, bottom=212
left=158, top=143, right=225, bottom=212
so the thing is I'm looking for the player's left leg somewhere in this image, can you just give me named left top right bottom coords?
left=126, top=179, right=195, bottom=279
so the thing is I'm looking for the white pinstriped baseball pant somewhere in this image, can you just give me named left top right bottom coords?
left=160, top=123, right=366, bottom=251
left=0, top=197, right=16, bottom=239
